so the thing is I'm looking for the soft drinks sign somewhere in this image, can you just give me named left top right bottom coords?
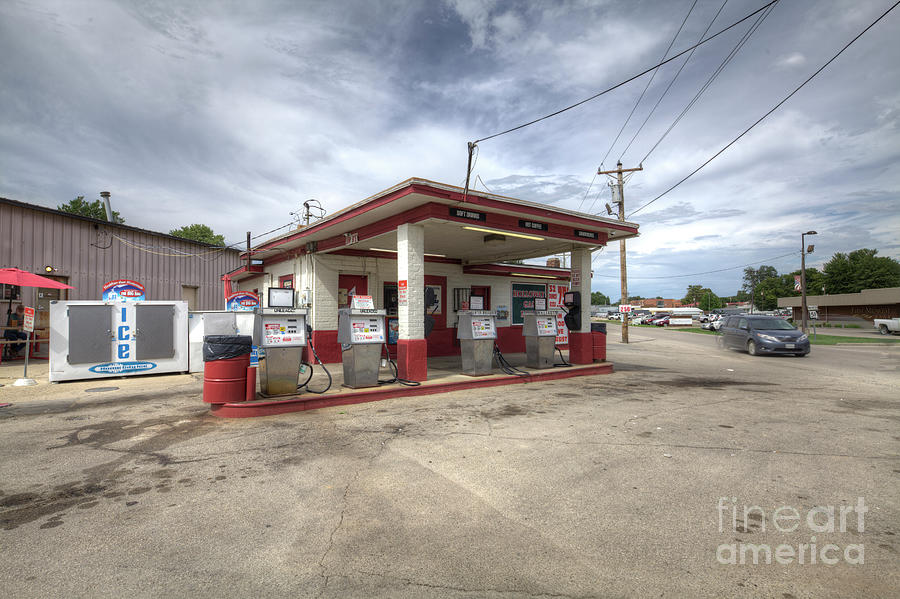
left=103, top=279, right=145, bottom=302
left=226, top=291, right=260, bottom=311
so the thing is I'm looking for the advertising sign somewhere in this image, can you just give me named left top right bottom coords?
left=23, top=306, right=35, bottom=333
left=618, top=305, right=632, bottom=313
left=351, top=295, right=375, bottom=310
left=398, top=280, right=408, bottom=307
left=102, top=279, right=145, bottom=302
left=226, top=291, right=259, bottom=311
left=387, top=317, right=399, bottom=344
left=794, top=275, right=802, bottom=291
left=511, top=283, right=546, bottom=325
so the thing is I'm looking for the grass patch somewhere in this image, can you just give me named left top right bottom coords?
left=667, top=327, right=719, bottom=335
left=808, top=334, right=900, bottom=345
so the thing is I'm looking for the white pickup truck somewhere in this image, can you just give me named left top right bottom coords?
left=873, top=318, right=900, bottom=335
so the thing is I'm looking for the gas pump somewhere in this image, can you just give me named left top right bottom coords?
left=254, top=288, right=308, bottom=396
left=522, top=298, right=558, bottom=369
left=337, top=295, right=386, bottom=388
left=456, top=310, right=497, bottom=376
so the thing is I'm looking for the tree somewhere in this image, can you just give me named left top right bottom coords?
left=683, top=285, right=725, bottom=310
left=742, top=265, right=778, bottom=312
left=591, top=291, right=610, bottom=305
left=169, top=224, right=226, bottom=246
left=823, top=249, right=900, bottom=294
left=58, top=196, right=125, bottom=223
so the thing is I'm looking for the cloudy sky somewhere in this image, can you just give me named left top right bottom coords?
left=2, top=0, right=898, bottom=299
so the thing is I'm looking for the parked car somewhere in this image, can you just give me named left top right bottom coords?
left=653, top=316, right=671, bottom=326
left=718, top=315, right=810, bottom=356
left=873, top=317, right=900, bottom=335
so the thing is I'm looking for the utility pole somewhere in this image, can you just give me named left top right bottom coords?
left=598, top=161, right=642, bottom=343
left=800, top=230, right=817, bottom=334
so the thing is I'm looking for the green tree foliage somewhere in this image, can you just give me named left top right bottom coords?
left=169, top=224, right=226, bottom=246
left=58, top=196, right=125, bottom=223
left=823, top=249, right=900, bottom=293
left=682, top=285, right=726, bottom=310
left=591, top=291, right=611, bottom=305
left=742, top=265, right=778, bottom=311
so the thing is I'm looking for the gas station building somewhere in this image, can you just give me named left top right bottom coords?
left=225, top=178, right=639, bottom=383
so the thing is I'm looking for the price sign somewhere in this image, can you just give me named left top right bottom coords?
left=618, top=305, right=632, bottom=313
left=23, top=306, right=35, bottom=333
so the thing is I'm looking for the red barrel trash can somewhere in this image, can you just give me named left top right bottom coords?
left=591, top=331, right=606, bottom=362
left=202, top=335, right=252, bottom=404
left=590, top=323, right=607, bottom=362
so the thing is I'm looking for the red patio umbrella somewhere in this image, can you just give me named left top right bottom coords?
left=0, top=268, right=74, bottom=385
left=0, top=268, right=74, bottom=290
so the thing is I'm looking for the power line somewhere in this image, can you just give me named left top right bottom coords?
left=628, top=0, right=899, bottom=218
left=593, top=250, right=797, bottom=279
left=637, top=1, right=776, bottom=166
left=598, top=0, right=699, bottom=169
left=472, top=0, right=778, bottom=144
left=618, top=0, right=731, bottom=162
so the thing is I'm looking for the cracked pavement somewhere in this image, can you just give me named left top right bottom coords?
left=1, top=325, right=898, bottom=597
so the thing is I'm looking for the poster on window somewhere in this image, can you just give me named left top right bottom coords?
left=511, top=283, right=546, bottom=325
left=425, top=285, right=442, bottom=315
left=547, top=284, right=569, bottom=345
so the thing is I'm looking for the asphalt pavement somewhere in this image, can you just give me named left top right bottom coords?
left=1, top=326, right=898, bottom=598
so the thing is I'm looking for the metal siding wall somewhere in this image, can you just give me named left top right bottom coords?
left=0, top=202, right=241, bottom=310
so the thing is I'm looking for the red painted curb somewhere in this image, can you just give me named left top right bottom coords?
left=210, top=362, right=614, bottom=418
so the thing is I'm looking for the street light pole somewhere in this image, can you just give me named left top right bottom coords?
left=800, top=230, right=817, bottom=334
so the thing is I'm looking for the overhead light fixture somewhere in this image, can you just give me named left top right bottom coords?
left=44, top=265, right=55, bottom=273
left=462, top=226, right=544, bottom=241
left=510, top=273, right=559, bottom=279
left=483, top=233, right=505, bottom=246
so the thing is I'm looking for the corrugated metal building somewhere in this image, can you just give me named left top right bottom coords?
left=1, top=197, right=242, bottom=330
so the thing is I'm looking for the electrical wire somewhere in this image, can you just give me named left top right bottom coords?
left=593, top=250, right=797, bottom=279
left=627, top=0, right=899, bottom=218
left=472, top=0, right=778, bottom=144
left=599, top=0, right=699, bottom=167
left=636, top=1, right=776, bottom=166
left=575, top=173, right=598, bottom=212
left=619, top=0, right=732, bottom=162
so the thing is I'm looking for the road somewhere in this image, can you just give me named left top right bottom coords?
left=1, top=326, right=898, bottom=598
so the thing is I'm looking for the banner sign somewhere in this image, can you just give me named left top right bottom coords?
left=103, top=279, right=145, bottom=302
left=23, top=306, right=35, bottom=333
left=226, top=291, right=259, bottom=311
left=794, top=275, right=801, bottom=292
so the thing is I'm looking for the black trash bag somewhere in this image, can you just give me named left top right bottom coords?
left=203, top=335, right=253, bottom=361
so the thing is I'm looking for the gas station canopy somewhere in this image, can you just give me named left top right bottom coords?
left=241, top=178, right=639, bottom=268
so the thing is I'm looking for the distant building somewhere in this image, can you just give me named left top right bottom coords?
left=635, top=298, right=684, bottom=309
left=1, top=196, right=242, bottom=333
left=778, top=287, right=900, bottom=323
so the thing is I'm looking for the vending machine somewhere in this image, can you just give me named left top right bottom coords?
left=456, top=310, right=497, bottom=376
left=337, top=295, right=386, bottom=388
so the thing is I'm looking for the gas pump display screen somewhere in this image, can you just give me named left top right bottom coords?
left=471, top=316, right=496, bottom=339
left=536, top=315, right=556, bottom=336
left=268, top=287, right=294, bottom=308
left=350, top=316, right=385, bottom=343
left=262, top=316, right=306, bottom=346
left=563, top=292, right=576, bottom=307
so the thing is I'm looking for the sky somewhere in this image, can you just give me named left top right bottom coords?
left=2, top=0, right=898, bottom=300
